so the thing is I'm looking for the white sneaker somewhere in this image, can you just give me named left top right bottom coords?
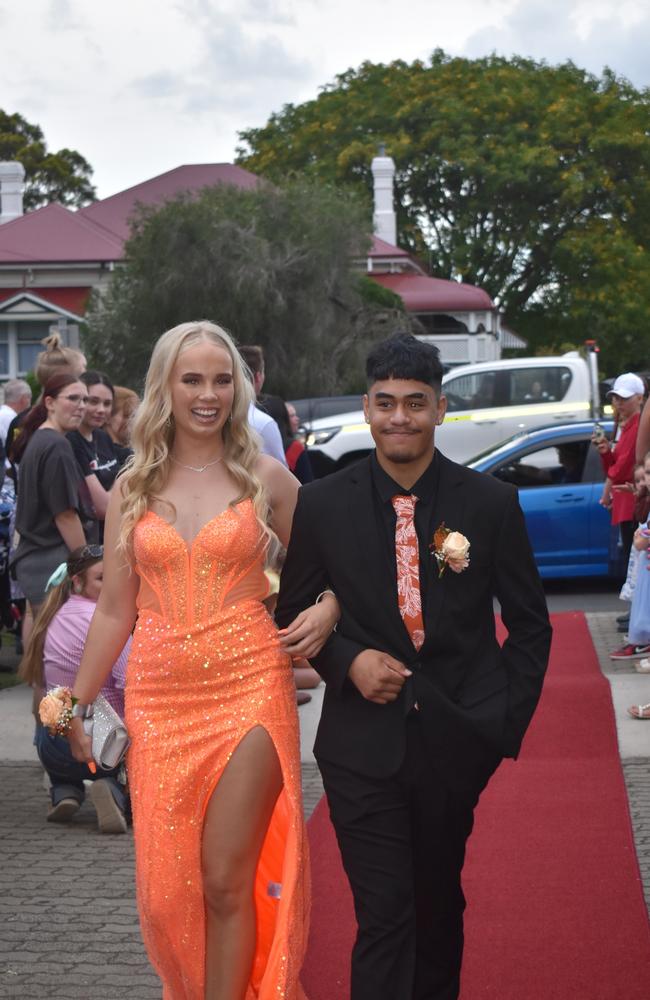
left=89, top=780, right=127, bottom=834
left=635, top=658, right=650, bottom=673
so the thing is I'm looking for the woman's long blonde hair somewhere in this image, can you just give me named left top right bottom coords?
left=118, top=320, right=266, bottom=557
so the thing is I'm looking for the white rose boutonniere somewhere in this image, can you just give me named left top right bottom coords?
left=430, top=523, right=470, bottom=577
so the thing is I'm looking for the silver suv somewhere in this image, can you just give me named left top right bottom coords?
left=304, top=356, right=597, bottom=475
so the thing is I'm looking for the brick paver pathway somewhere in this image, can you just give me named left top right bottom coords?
left=1, top=613, right=647, bottom=998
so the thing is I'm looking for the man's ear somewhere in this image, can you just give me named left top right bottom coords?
left=363, top=393, right=370, bottom=423
left=436, top=393, right=448, bottom=426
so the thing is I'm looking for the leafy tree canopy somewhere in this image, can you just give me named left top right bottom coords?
left=237, top=52, right=650, bottom=374
left=0, top=110, right=95, bottom=210
left=83, top=180, right=407, bottom=395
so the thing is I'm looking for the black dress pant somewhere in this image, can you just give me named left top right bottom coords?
left=318, top=714, right=477, bottom=1000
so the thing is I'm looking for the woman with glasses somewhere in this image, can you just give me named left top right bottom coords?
left=21, top=545, right=130, bottom=832
left=67, top=321, right=339, bottom=1000
left=10, top=373, right=93, bottom=641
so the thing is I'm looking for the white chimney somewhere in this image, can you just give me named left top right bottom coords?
left=0, top=161, right=25, bottom=224
left=371, top=145, right=396, bottom=246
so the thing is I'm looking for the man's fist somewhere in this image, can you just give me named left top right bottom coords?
left=348, top=649, right=412, bottom=704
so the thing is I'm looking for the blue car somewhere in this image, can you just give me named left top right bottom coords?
left=466, top=420, right=622, bottom=579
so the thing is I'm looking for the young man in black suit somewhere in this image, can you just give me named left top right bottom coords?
left=276, top=333, right=552, bottom=1000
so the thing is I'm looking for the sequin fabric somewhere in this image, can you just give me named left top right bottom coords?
left=125, top=499, right=309, bottom=1000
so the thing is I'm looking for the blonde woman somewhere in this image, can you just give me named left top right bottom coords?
left=68, top=321, right=337, bottom=999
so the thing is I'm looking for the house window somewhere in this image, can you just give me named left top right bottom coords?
left=0, top=319, right=59, bottom=378
left=17, top=321, right=51, bottom=375
left=0, top=327, right=8, bottom=377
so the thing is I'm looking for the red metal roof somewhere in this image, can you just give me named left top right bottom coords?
left=79, top=163, right=259, bottom=242
left=0, top=164, right=260, bottom=265
left=0, top=203, right=123, bottom=264
left=370, top=272, right=494, bottom=311
left=369, top=235, right=411, bottom=258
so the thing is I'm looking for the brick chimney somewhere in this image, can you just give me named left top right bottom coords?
left=0, top=161, right=25, bottom=224
left=371, top=145, right=396, bottom=246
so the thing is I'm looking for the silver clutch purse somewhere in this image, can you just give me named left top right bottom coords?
left=83, top=694, right=130, bottom=770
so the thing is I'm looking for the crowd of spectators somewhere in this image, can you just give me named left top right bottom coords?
left=597, top=373, right=650, bottom=720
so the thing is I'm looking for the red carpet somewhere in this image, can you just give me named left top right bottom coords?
left=302, top=612, right=650, bottom=999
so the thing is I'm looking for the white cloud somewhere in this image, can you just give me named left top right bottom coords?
left=463, top=0, right=650, bottom=87
left=0, top=0, right=648, bottom=198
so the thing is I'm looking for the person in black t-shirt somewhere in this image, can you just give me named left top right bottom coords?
left=67, top=372, right=121, bottom=538
left=12, top=374, right=90, bottom=640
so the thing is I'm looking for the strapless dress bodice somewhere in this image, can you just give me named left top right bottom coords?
left=133, top=498, right=268, bottom=627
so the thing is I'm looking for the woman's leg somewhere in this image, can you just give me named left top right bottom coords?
left=201, top=726, right=283, bottom=1000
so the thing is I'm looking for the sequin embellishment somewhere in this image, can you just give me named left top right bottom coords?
left=125, top=500, right=310, bottom=998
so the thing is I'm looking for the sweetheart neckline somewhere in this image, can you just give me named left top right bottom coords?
left=143, top=499, right=251, bottom=553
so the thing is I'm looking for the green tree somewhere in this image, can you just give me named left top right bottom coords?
left=0, top=110, right=95, bottom=210
left=237, top=52, right=650, bottom=373
left=83, top=180, right=407, bottom=395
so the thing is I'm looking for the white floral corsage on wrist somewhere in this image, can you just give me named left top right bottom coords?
left=430, top=523, right=470, bottom=577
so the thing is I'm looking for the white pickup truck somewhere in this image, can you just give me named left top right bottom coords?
left=304, top=352, right=606, bottom=475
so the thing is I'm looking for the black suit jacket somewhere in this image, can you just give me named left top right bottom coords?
left=276, top=452, right=552, bottom=802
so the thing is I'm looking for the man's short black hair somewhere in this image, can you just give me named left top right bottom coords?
left=366, top=333, right=443, bottom=393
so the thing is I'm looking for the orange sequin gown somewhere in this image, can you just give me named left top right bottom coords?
left=125, top=498, right=309, bottom=999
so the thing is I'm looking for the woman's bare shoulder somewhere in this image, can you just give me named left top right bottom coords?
left=255, top=453, right=296, bottom=488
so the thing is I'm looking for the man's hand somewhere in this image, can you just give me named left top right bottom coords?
left=348, top=650, right=412, bottom=704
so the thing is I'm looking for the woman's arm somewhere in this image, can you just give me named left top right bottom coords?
left=257, top=453, right=299, bottom=548
left=637, top=396, right=650, bottom=464
left=257, top=455, right=340, bottom=656
left=71, top=486, right=138, bottom=703
left=54, top=509, right=86, bottom=550
left=68, top=486, right=139, bottom=764
left=84, top=474, right=110, bottom=519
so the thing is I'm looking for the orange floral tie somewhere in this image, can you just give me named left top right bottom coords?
left=391, top=494, right=425, bottom=651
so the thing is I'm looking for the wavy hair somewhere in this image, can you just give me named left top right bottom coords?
left=117, top=320, right=266, bottom=557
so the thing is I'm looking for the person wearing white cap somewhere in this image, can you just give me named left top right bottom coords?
left=593, top=371, right=645, bottom=571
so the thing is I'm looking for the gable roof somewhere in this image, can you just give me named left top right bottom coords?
left=0, top=290, right=85, bottom=321
left=369, top=235, right=411, bottom=259
left=0, top=202, right=123, bottom=264
left=0, top=163, right=260, bottom=266
left=370, top=272, right=494, bottom=312
left=78, top=163, right=259, bottom=242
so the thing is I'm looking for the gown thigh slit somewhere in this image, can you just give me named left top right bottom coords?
left=125, top=500, right=310, bottom=1000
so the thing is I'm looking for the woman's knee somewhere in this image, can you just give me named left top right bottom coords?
left=202, top=862, right=252, bottom=919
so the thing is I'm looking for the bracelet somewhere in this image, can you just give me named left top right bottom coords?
left=316, top=589, right=338, bottom=632
left=71, top=702, right=93, bottom=720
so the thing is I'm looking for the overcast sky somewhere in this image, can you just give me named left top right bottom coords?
left=1, top=0, right=649, bottom=199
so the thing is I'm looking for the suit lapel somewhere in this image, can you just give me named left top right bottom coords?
left=421, top=452, right=466, bottom=653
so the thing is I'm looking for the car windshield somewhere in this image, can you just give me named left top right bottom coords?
left=465, top=430, right=531, bottom=467
left=464, top=420, right=613, bottom=468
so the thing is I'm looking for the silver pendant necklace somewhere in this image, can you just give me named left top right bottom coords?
left=170, top=455, right=223, bottom=473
